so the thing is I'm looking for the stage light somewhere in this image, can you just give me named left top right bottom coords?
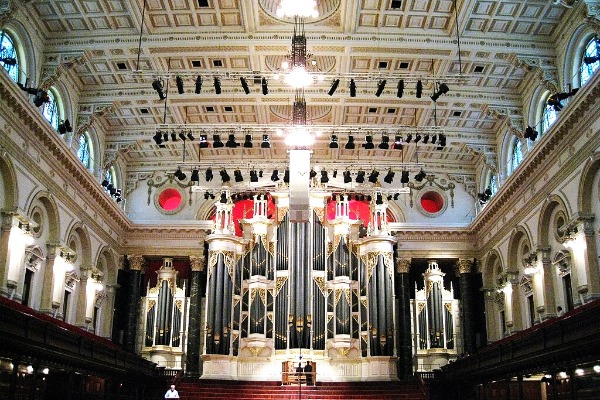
left=524, top=126, right=538, bottom=141
left=226, top=134, right=239, bottom=148
left=220, top=192, right=227, bottom=203
left=320, top=170, right=329, bottom=183
left=213, top=135, right=224, bottom=148
left=190, top=169, right=200, bottom=182
left=431, top=83, right=449, bottom=102
left=368, top=170, right=379, bottom=183
left=405, top=134, right=412, bottom=143
left=283, top=169, right=290, bottom=183
left=356, top=170, right=365, bottom=183
left=384, top=169, right=395, bottom=184
left=195, top=76, right=202, bottom=94
left=171, top=132, right=177, bottom=142
left=345, top=135, right=355, bottom=149
left=220, top=169, right=231, bottom=183
left=397, top=79, right=404, bottom=98
left=376, top=193, right=383, bottom=205
left=179, top=132, right=186, bottom=141
left=240, top=77, right=250, bottom=94
left=174, top=168, right=186, bottom=181
left=401, top=170, right=409, bottom=183
left=329, top=135, right=339, bottom=148
left=205, top=168, right=214, bottom=181
left=152, top=79, right=166, bottom=100
left=363, top=136, right=375, bottom=149
left=187, top=131, right=195, bottom=141
left=234, top=169, right=244, bottom=182
left=309, top=169, right=317, bottom=179
left=414, top=134, right=422, bottom=143
left=261, top=77, right=269, bottom=95
left=343, top=171, right=352, bottom=183
left=58, top=119, right=72, bottom=134
left=153, top=132, right=163, bottom=145
left=393, top=193, right=400, bottom=200
left=431, top=134, right=437, bottom=144
left=438, top=134, right=447, bottom=148
left=393, top=135, right=402, bottom=150
left=416, top=80, right=422, bottom=98
left=415, top=169, right=426, bottom=182
left=328, top=79, right=340, bottom=96
left=213, top=77, right=222, bottom=94
left=199, top=134, right=209, bottom=148
left=176, top=76, right=184, bottom=94
left=261, top=134, right=271, bottom=148
left=423, top=134, right=429, bottom=144
left=379, top=135, right=390, bottom=149
left=332, top=170, right=338, bottom=178
left=349, top=79, right=356, bottom=97
left=271, top=170, right=280, bottom=182
left=375, top=79, right=386, bottom=97
left=243, top=134, right=253, bottom=148
left=250, top=170, right=259, bottom=182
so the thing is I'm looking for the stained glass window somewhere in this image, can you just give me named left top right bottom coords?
left=580, top=38, right=599, bottom=86
left=42, top=89, right=60, bottom=131
left=0, top=31, right=19, bottom=82
left=490, top=174, right=498, bottom=195
left=509, top=139, right=523, bottom=175
left=77, top=133, right=91, bottom=169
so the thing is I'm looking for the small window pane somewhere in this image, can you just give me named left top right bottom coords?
left=42, top=90, right=59, bottom=131
left=490, top=174, right=498, bottom=195
left=541, top=102, right=558, bottom=134
left=77, top=133, right=91, bottom=169
left=0, top=31, right=19, bottom=82
left=580, top=38, right=599, bottom=86
left=510, top=140, right=523, bottom=175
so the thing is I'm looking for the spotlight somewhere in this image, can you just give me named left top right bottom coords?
left=179, top=132, right=186, bottom=141
left=153, top=131, right=163, bottom=145
left=261, top=134, right=271, bottom=148
left=309, top=169, right=317, bottom=179
left=547, top=89, right=578, bottom=112
left=423, top=134, right=429, bottom=144
left=438, top=134, right=446, bottom=148
left=356, top=170, right=365, bottom=183
left=163, top=132, right=168, bottom=142
left=343, top=171, right=352, bottom=183
left=405, top=134, right=412, bottom=143
left=204, top=191, right=211, bottom=200
left=375, top=193, right=383, bottom=205
left=187, top=131, right=195, bottom=141
left=320, top=170, right=329, bottom=183
left=401, top=170, right=409, bottom=183
left=199, top=134, right=209, bottom=148
left=393, top=193, right=400, bottom=200
left=349, top=79, right=356, bottom=97
left=329, top=135, right=339, bottom=149
left=375, top=79, right=386, bottom=97
left=190, top=169, right=200, bottom=182
left=243, top=134, right=253, bottom=148
left=431, top=134, right=437, bottom=144
left=328, top=79, right=340, bottom=96
left=384, top=169, right=395, bottom=184
left=234, top=169, right=244, bottom=182
left=345, top=135, right=355, bottom=149
left=205, top=168, right=214, bottom=181
left=250, top=170, right=258, bottom=182
left=393, top=135, right=403, bottom=150
left=171, top=132, right=177, bottom=142
left=271, top=170, right=280, bottom=182
left=195, top=76, right=202, bottom=94
left=213, top=135, right=224, bottom=148
left=152, top=79, right=166, bottom=100
left=174, top=168, right=186, bottom=181
left=524, top=126, right=538, bottom=141
left=415, top=169, right=426, bottom=182
left=33, top=90, right=50, bottom=107
left=332, top=170, right=338, bottom=178
left=477, top=187, right=493, bottom=204
left=378, top=135, right=389, bottom=149
left=416, top=80, right=422, bottom=98
left=431, top=83, right=449, bottom=102
left=225, top=134, right=239, bottom=148
left=259, top=170, right=263, bottom=177
left=240, top=77, right=250, bottom=94
left=283, top=169, right=290, bottom=183
left=176, top=76, right=184, bottom=94
left=397, top=79, right=404, bottom=98
left=220, top=169, right=230, bottom=183
left=58, top=119, right=73, bottom=134
left=261, top=77, right=269, bottom=95
left=213, top=77, right=222, bottom=94
left=101, top=179, right=109, bottom=187
left=363, top=135, right=375, bottom=149
left=368, top=170, right=379, bottom=183
left=414, top=134, right=422, bottom=143
left=220, top=192, right=227, bottom=203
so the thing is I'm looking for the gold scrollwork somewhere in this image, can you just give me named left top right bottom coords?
left=274, top=276, right=288, bottom=296
left=444, top=303, right=452, bottom=313
left=313, top=276, right=327, bottom=296
left=175, top=299, right=183, bottom=311
left=148, top=300, right=155, bottom=309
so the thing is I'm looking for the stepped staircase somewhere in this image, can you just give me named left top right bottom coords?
left=176, top=379, right=427, bottom=400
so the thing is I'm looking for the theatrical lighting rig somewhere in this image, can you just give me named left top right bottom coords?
left=349, top=79, right=356, bottom=97
left=152, top=78, right=166, bottom=100
left=17, top=82, right=50, bottom=107
left=478, top=187, right=493, bottom=205
left=430, top=83, right=449, bottom=102
left=101, top=179, right=122, bottom=203
left=328, top=79, right=340, bottom=96
left=524, top=126, right=538, bottom=141
left=547, top=88, right=579, bottom=112
left=375, top=79, right=386, bottom=97
left=58, top=119, right=73, bottom=135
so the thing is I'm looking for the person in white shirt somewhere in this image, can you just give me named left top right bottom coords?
left=165, top=384, right=180, bottom=399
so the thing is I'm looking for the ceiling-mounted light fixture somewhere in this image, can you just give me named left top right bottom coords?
left=271, top=169, right=280, bottom=182
left=234, top=169, right=244, bottom=182
left=349, top=79, right=356, bottom=97
left=355, top=170, right=365, bottom=183
left=431, top=83, right=449, bottom=102
left=240, top=77, right=250, bottom=95
left=213, top=77, right=222, bottom=94
left=152, top=79, right=166, bottom=100
left=401, top=170, right=410, bottom=183
left=243, top=134, right=253, bottom=148
left=261, top=77, right=269, bottom=95
left=415, top=169, right=427, bottom=182
left=205, top=168, right=214, bottom=181
left=328, top=78, right=340, bottom=96
left=368, top=170, right=379, bottom=183
left=261, top=134, right=271, bottom=148
left=379, top=135, right=390, bottom=149
left=329, top=135, right=339, bottom=148
left=384, top=170, right=395, bottom=184
left=524, top=126, right=538, bottom=141
left=176, top=76, right=184, bottom=94
left=190, top=169, right=200, bottom=183
left=345, top=135, right=355, bottom=150
left=397, top=79, right=404, bottom=98
left=320, top=170, right=329, bottom=183
left=174, top=167, right=186, bottom=181
left=213, top=134, right=224, bottom=148
left=220, top=169, right=231, bottom=183
left=363, top=135, right=375, bottom=149
left=283, top=169, right=290, bottom=183
left=226, top=134, right=239, bottom=148
left=393, top=135, right=402, bottom=150
left=416, top=80, right=423, bottom=98
left=199, top=134, right=209, bottom=148
left=195, top=76, right=202, bottom=94
left=343, top=170, right=352, bottom=183
left=375, top=79, right=386, bottom=97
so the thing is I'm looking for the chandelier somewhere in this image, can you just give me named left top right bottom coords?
left=276, top=0, right=319, bottom=19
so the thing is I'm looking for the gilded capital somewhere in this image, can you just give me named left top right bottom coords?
left=190, top=255, right=205, bottom=272
left=456, top=259, right=474, bottom=274
left=396, top=258, right=411, bottom=274
left=128, top=255, right=145, bottom=271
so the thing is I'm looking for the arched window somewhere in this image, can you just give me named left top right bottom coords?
left=508, top=139, right=523, bottom=176
left=541, top=99, right=558, bottom=134
left=580, top=37, right=599, bottom=86
left=0, top=31, right=19, bottom=82
left=489, top=174, right=498, bottom=195
left=77, top=132, right=93, bottom=170
left=42, top=89, right=60, bottom=131
left=105, top=168, right=115, bottom=187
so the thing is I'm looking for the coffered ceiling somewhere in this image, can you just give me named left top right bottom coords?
left=29, top=0, right=567, bottom=190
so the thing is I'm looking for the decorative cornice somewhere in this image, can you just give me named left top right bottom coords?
left=393, top=228, right=475, bottom=242
left=507, top=53, right=559, bottom=92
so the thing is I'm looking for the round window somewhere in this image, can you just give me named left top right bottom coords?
left=158, top=188, right=182, bottom=212
left=418, top=190, right=447, bottom=217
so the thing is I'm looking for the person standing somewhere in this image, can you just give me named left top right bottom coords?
left=165, top=384, right=180, bottom=399
left=304, top=361, right=314, bottom=386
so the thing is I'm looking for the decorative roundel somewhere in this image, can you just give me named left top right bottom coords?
left=30, top=206, right=44, bottom=238
left=258, top=0, right=340, bottom=23
left=418, top=190, right=447, bottom=217
left=157, top=188, right=183, bottom=213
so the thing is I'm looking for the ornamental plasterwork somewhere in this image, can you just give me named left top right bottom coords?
left=507, top=53, right=559, bottom=92
left=274, top=276, right=288, bottom=296
left=277, top=207, right=288, bottom=222
left=408, top=177, right=455, bottom=208
left=313, top=276, right=326, bottom=296
left=444, top=303, right=452, bottom=313
left=147, top=299, right=156, bottom=310
left=328, top=234, right=343, bottom=255
left=519, top=275, right=533, bottom=295
left=483, top=104, right=524, bottom=142
left=65, top=270, right=80, bottom=291
left=40, top=51, right=90, bottom=90
left=313, top=207, right=325, bottom=225
left=175, top=299, right=183, bottom=311
left=147, top=174, right=193, bottom=206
